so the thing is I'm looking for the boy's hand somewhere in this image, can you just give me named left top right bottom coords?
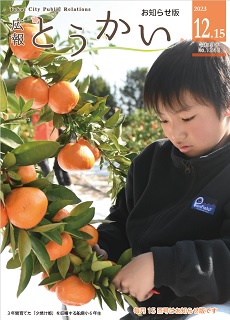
left=93, top=244, right=108, bottom=260
left=112, top=252, right=155, bottom=302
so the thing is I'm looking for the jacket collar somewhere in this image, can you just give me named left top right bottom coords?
left=171, top=140, right=230, bottom=173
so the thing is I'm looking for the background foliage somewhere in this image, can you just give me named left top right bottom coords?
left=122, top=109, right=164, bottom=153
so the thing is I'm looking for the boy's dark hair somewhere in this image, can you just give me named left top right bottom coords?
left=144, top=40, right=230, bottom=118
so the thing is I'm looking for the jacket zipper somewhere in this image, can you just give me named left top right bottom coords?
left=182, top=159, right=192, bottom=174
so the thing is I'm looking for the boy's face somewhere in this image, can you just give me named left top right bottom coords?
left=158, top=92, right=230, bottom=157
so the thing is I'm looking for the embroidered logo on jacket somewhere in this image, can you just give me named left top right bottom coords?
left=191, top=196, right=217, bottom=215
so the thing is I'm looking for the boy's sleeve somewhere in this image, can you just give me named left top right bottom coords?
left=97, top=164, right=134, bottom=262
left=97, top=188, right=131, bottom=262
left=152, top=206, right=230, bottom=303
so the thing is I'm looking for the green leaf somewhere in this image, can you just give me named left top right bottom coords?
left=0, top=76, right=7, bottom=111
left=4, top=78, right=18, bottom=92
left=91, top=251, right=97, bottom=263
left=56, top=60, right=82, bottom=81
left=57, top=255, right=70, bottom=278
left=9, top=223, right=16, bottom=259
left=106, top=132, right=120, bottom=151
left=31, top=218, right=66, bottom=233
left=24, top=178, right=51, bottom=189
left=109, top=283, right=124, bottom=309
left=123, top=294, right=139, bottom=309
left=40, top=11, right=60, bottom=23
left=37, top=54, right=56, bottom=68
left=2, top=152, right=16, bottom=169
left=46, top=184, right=80, bottom=204
left=92, top=98, right=107, bottom=112
left=19, top=96, right=26, bottom=111
left=79, top=230, right=93, bottom=241
left=0, top=223, right=10, bottom=253
left=1, top=1, right=14, bottom=14
left=80, top=92, right=98, bottom=104
left=101, top=288, right=118, bottom=311
left=25, top=11, right=59, bottom=24
left=0, top=184, right=11, bottom=197
left=105, top=110, right=121, bottom=128
left=41, top=229, right=63, bottom=244
left=30, top=236, right=51, bottom=274
left=117, top=248, right=132, bottom=267
left=32, top=258, right=44, bottom=276
left=98, top=106, right=111, bottom=117
left=44, top=170, right=55, bottom=184
left=48, top=199, right=73, bottom=215
left=102, top=276, right=109, bottom=287
left=18, top=1, right=30, bottom=19
left=79, top=76, right=90, bottom=93
left=69, top=253, right=82, bottom=266
left=7, top=170, right=21, bottom=181
left=25, top=109, right=37, bottom=118
left=37, top=106, right=54, bottom=124
left=18, top=229, right=32, bottom=264
left=72, top=239, right=92, bottom=259
left=21, top=99, right=34, bottom=113
left=0, top=127, right=23, bottom=151
left=101, top=265, right=122, bottom=279
left=64, top=227, right=83, bottom=239
left=0, top=19, right=10, bottom=40
left=76, top=102, right=92, bottom=115
left=17, top=254, right=33, bottom=297
left=53, top=113, right=64, bottom=129
left=39, top=273, right=63, bottom=286
left=6, top=93, right=20, bottom=113
left=56, top=132, right=71, bottom=145
left=113, top=155, right=131, bottom=166
left=13, top=141, right=60, bottom=166
left=91, top=260, right=113, bottom=272
left=37, top=46, right=73, bottom=67
left=94, top=270, right=102, bottom=282
left=32, top=223, right=66, bottom=233
left=113, top=124, right=122, bottom=138
left=63, top=207, right=95, bottom=230
left=79, top=270, right=94, bottom=283
left=6, top=254, right=21, bottom=269
left=98, top=143, right=114, bottom=151
left=70, top=201, right=93, bottom=217
left=99, top=284, right=109, bottom=297
left=31, top=219, right=63, bottom=244
left=95, top=290, right=103, bottom=309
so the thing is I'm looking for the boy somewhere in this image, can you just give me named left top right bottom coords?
left=96, top=41, right=230, bottom=319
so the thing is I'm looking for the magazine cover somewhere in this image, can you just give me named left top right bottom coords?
left=1, top=1, right=230, bottom=320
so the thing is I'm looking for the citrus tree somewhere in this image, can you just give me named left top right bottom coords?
left=0, top=0, right=138, bottom=312
left=122, top=109, right=164, bottom=153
